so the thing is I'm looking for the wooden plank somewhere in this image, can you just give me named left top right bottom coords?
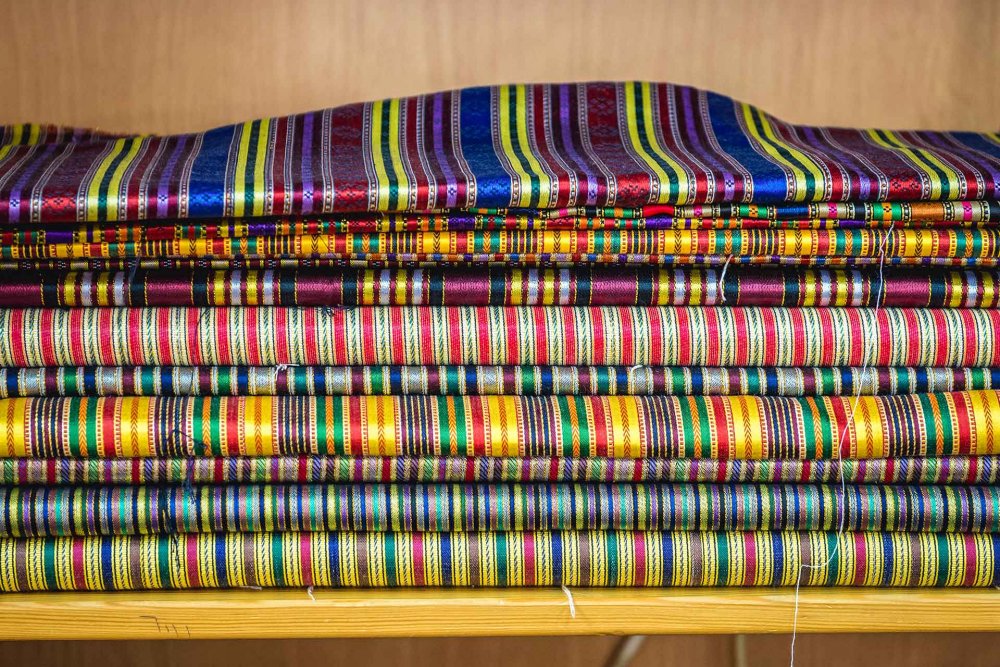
left=0, top=588, right=998, bottom=640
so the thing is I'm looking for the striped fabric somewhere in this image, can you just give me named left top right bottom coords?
left=3, top=206, right=1000, bottom=241
left=0, top=306, right=996, bottom=367
left=4, top=456, right=996, bottom=486
left=6, top=255, right=997, bottom=271
left=3, top=228, right=998, bottom=263
left=0, top=366, right=997, bottom=397
left=2, top=267, right=997, bottom=307
left=0, top=392, right=995, bottom=459
left=1, top=531, right=997, bottom=591
left=2, top=82, right=998, bottom=223
left=2, top=483, right=996, bottom=537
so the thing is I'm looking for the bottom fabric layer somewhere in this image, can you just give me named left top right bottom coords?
left=1, top=531, right=997, bottom=591
left=3, top=455, right=996, bottom=485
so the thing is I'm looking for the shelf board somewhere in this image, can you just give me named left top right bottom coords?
left=1, top=588, right=998, bottom=640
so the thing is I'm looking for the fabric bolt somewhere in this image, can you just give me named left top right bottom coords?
left=0, top=392, right=996, bottom=459
left=1, top=531, right=997, bottom=591
left=2, top=82, right=999, bottom=225
left=1, top=483, right=996, bottom=537
left=2, top=228, right=998, bottom=263
left=3, top=455, right=996, bottom=486
left=1, top=267, right=997, bottom=308
left=0, top=306, right=997, bottom=368
left=1, top=366, right=998, bottom=398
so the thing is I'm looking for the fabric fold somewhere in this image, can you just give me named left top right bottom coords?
left=0, top=392, right=995, bottom=459
left=2, top=82, right=998, bottom=224
left=1, top=306, right=996, bottom=367
left=1, top=267, right=996, bottom=307
left=4, top=456, right=996, bottom=486
left=2, top=531, right=997, bottom=590
left=3, top=228, right=998, bottom=262
left=0, top=366, right=996, bottom=397
left=1, top=483, right=996, bottom=537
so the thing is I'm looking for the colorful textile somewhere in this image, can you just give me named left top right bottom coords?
left=2, top=267, right=997, bottom=307
left=4, top=207, right=1000, bottom=242
left=0, top=306, right=996, bottom=367
left=1, top=531, right=997, bottom=590
left=1, top=483, right=996, bottom=537
left=1, top=366, right=997, bottom=397
left=3, top=228, right=998, bottom=262
left=2, top=82, right=999, bottom=224
left=0, top=392, right=995, bottom=459
left=4, top=455, right=996, bottom=486
left=6, top=255, right=997, bottom=271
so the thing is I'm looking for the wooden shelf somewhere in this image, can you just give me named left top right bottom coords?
left=1, top=588, right=998, bottom=640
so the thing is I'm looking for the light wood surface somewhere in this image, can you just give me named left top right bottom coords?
left=1, top=0, right=997, bottom=133
left=0, top=588, right=998, bottom=640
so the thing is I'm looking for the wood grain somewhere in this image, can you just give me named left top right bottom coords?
left=1, top=0, right=997, bottom=133
left=0, top=588, right=999, bottom=640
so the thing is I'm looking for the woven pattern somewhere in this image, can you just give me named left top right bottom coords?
left=2, top=531, right=997, bottom=591
left=1, top=306, right=997, bottom=367
left=0, top=365, right=996, bottom=397
left=1, top=392, right=996, bottom=459
left=1, top=267, right=996, bottom=307
left=3, top=82, right=999, bottom=224
left=2, top=455, right=997, bottom=486
left=2, top=483, right=996, bottom=537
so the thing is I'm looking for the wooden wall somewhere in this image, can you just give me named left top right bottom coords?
left=1, top=0, right=998, bottom=133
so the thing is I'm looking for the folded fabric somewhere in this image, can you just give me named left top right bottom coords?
left=2, top=483, right=995, bottom=537
left=2, top=82, right=998, bottom=224
left=1, top=267, right=996, bottom=307
left=4, top=455, right=995, bottom=486
left=4, top=228, right=997, bottom=262
left=0, top=392, right=995, bottom=458
left=1, top=307, right=996, bottom=367
left=1, top=366, right=996, bottom=397
left=3, top=206, right=998, bottom=241
left=1, top=531, right=996, bottom=590
left=5, top=256, right=994, bottom=271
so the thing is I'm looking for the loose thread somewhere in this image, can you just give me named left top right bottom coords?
left=788, top=220, right=894, bottom=666
left=561, top=584, right=577, bottom=619
left=717, top=254, right=734, bottom=304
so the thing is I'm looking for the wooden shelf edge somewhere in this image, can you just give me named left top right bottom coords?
left=1, top=588, right=998, bottom=640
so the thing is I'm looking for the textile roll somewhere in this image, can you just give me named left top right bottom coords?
left=1, top=267, right=997, bottom=307
left=3, top=456, right=996, bottom=486
left=1, top=366, right=997, bottom=397
left=1, top=483, right=996, bottom=537
left=2, top=228, right=998, bottom=262
left=0, top=307, right=997, bottom=367
left=0, top=392, right=996, bottom=459
left=1, top=531, right=997, bottom=591
left=2, top=82, right=999, bottom=224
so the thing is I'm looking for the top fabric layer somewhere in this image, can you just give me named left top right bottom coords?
left=1, top=82, right=998, bottom=223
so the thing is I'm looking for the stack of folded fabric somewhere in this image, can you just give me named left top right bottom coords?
left=0, top=82, right=997, bottom=592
